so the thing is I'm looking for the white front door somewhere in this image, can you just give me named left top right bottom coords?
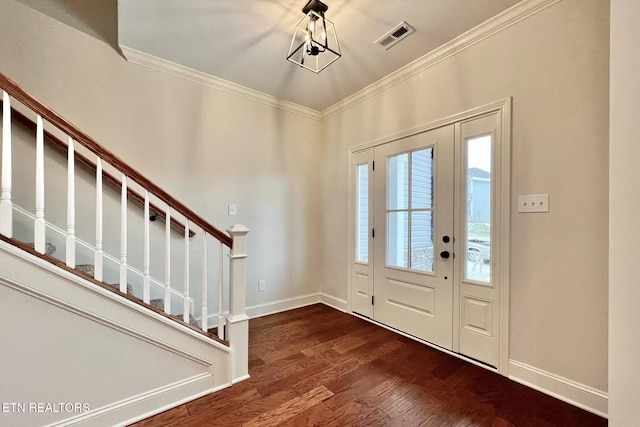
left=349, top=107, right=508, bottom=370
left=373, top=125, right=454, bottom=349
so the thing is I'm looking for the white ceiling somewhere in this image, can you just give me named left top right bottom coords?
left=11, top=0, right=522, bottom=112
left=118, top=0, right=521, bottom=112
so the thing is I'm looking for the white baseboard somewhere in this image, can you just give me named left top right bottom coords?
left=232, top=374, right=251, bottom=385
left=245, top=292, right=347, bottom=319
left=319, top=292, right=347, bottom=312
left=245, top=293, right=322, bottom=319
left=508, top=360, right=608, bottom=418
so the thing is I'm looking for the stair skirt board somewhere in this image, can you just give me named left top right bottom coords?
left=0, top=241, right=232, bottom=353
left=0, top=250, right=234, bottom=427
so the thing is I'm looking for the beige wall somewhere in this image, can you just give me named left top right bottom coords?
left=321, top=0, right=609, bottom=392
left=609, top=0, right=640, bottom=423
left=0, top=0, right=324, bottom=308
left=1, top=0, right=612, bottom=410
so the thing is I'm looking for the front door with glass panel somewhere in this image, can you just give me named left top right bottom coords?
left=373, top=125, right=455, bottom=349
left=350, top=109, right=506, bottom=369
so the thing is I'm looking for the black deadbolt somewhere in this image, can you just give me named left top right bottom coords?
left=442, top=235, right=450, bottom=243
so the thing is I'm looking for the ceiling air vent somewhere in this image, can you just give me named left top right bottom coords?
left=374, top=21, right=415, bottom=50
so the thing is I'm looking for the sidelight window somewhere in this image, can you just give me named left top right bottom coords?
left=465, top=134, right=492, bottom=284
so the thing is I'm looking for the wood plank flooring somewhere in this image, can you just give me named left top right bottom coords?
left=130, top=304, right=607, bottom=426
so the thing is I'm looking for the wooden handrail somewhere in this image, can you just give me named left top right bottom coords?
left=0, top=99, right=196, bottom=238
left=0, top=72, right=232, bottom=248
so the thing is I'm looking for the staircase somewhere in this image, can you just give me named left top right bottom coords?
left=0, top=72, right=250, bottom=427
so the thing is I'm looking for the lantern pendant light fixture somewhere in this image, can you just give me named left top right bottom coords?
left=287, top=0, right=341, bottom=73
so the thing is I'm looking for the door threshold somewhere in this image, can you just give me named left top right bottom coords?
left=352, top=311, right=500, bottom=374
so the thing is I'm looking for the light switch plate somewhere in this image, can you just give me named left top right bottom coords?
left=518, top=194, right=549, bottom=213
left=228, top=204, right=237, bottom=216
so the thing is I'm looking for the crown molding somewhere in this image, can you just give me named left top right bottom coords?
left=120, top=46, right=323, bottom=122
left=320, top=0, right=561, bottom=120
left=120, top=0, right=559, bottom=123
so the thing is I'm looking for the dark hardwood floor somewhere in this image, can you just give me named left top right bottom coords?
left=130, top=304, right=607, bottom=426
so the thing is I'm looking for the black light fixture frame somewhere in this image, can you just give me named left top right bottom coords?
left=301, top=0, right=328, bottom=15
left=286, top=0, right=341, bottom=73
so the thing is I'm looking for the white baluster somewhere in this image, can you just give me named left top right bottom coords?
left=34, top=115, right=45, bottom=253
left=201, top=234, right=208, bottom=332
left=1, top=91, right=12, bottom=237
left=119, top=175, right=128, bottom=293
left=218, top=241, right=224, bottom=340
left=66, top=138, right=75, bottom=267
left=94, top=157, right=103, bottom=281
left=143, top=190, right=150, bottom=304
left=183, top=219, right=190, bottom=323
left=164, top=206, right=171, bottom=314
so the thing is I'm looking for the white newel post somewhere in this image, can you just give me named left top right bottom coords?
left=226, top=224, right=250, bottom=383
left=1, top=91, right=12, bottom=237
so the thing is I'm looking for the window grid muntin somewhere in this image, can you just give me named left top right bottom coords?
left=386, top=147, right=434, bottom=272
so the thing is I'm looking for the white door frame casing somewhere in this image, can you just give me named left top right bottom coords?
left=347, top=98, right=511, bottom=375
